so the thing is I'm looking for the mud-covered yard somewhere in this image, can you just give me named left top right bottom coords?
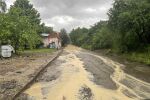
left=0, top=50, right=60, bottom=100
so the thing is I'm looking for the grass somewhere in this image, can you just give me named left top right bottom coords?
left=18, top=48, right=56, bottom=55
left=123, top=51, right=150, bottom=65
left=97, top=48, right=150, bottom=65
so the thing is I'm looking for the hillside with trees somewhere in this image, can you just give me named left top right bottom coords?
left=70, top=0, right=150, bottom=64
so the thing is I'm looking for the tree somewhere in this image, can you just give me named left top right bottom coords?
left=0, top=2, right=9, bottom=46
left=108, top=0, right=150, bottom=52
left=69, top=27, right=91, bottom=49
left=92, top=26, right=112, bottom=49
left=39, top=23, right=53, bottom=33
left=70, top=0, right=150, bottom=53
left=0, top=14, right=11, bottom=45
left=3, top=0, right=42, bottom=52
left=10, top=0, right=41, bottom=34
left=0, top=0, right=6, bottom=13
left=12, top=0, right=41, bottom=25
left=60, top=28, right=70, bottom=46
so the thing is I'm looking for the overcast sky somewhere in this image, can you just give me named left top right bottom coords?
left=6, top=0, right=113, bottom=32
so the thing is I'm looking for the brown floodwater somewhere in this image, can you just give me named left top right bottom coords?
left=24, top=45, right=150, bottom=100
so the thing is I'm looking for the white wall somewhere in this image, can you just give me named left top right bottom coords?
left=43, top=38, right=49, bottom=47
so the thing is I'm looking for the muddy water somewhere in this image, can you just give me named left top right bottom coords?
left=24, top=45, right=150, bottom=100
left=81, top=52, right=150, bottom=99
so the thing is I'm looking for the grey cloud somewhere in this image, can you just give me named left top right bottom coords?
left=7, top=0, right=113, bottom=32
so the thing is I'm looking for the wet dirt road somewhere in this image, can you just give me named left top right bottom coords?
left=19, top=45, right=150, bottom=100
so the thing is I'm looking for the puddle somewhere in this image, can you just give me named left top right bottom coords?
left=24, top=46, right=137, bottom=100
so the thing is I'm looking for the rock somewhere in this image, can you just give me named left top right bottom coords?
left=16, top=71, right=22, bottom=74
left=0, top=80, right=17, bottom=89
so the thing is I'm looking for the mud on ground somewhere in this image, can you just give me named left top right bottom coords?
left=9, top=45, right=150, bottom=100
left=19, top=45, right=145, bottom=100
left=94, top=49, right=150, bottom=83
left=0, top=51, right=60, bottom=100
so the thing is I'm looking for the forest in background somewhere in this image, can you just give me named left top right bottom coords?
left=70, top=0, right=150, bottom=64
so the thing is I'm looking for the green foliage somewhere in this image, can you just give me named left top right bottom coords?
left=60, top=28, right=70, bottom=46
left=69, top=21, right=111, bottom=50
left=70, top=0, right=150, bottom=55
left=0, top=0, right=42, bottom=52
left=39, top=23, right=53, bottom=33
left=0, top=14, right=11, bottom=43
left=108, top=0, right=150, bottom=52
left=21, top=48, right=55, bottom=54
left=92, top=26, right=112, bottom=49
left=9, top=0, right=42, bottom=51
left=70, top=27, right=90, bottom=48
left=12, top=0, right=41, bottom=25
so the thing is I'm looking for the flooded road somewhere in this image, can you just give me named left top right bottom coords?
left=19, top=45, right=150, bottom=100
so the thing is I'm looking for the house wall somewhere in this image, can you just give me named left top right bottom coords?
left=41, top=33, right=62, bottom=49
left=43, top=37, right=49, bottom=47
left=49, top=38, right=61, bottom=49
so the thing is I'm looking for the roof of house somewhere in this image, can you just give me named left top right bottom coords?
left=48, top=32, right=61, bottom=39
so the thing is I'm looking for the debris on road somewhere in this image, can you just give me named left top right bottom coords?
left=78, top=85, right=93, bottom=100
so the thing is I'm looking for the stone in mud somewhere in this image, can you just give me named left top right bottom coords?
left=43, top=97, right=47, bottom=99
left=16, top=93, right=35, bottom=100
left=37, top=74, right=58, bottom=82
left=0, top=80, right=17, bottom=89
left=16, top=71, right=22, bottom=74
left=78, top=85, right=93, bottom=100
left=45, top=75, right=57, bottom=82
left=62, top=96, right=66, bottom=100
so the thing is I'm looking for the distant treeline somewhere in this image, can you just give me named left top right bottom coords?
left=70, top=0, right=150, bottom=53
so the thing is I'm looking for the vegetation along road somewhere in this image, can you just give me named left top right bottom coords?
left=17, top=45, right=150, bottom=100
